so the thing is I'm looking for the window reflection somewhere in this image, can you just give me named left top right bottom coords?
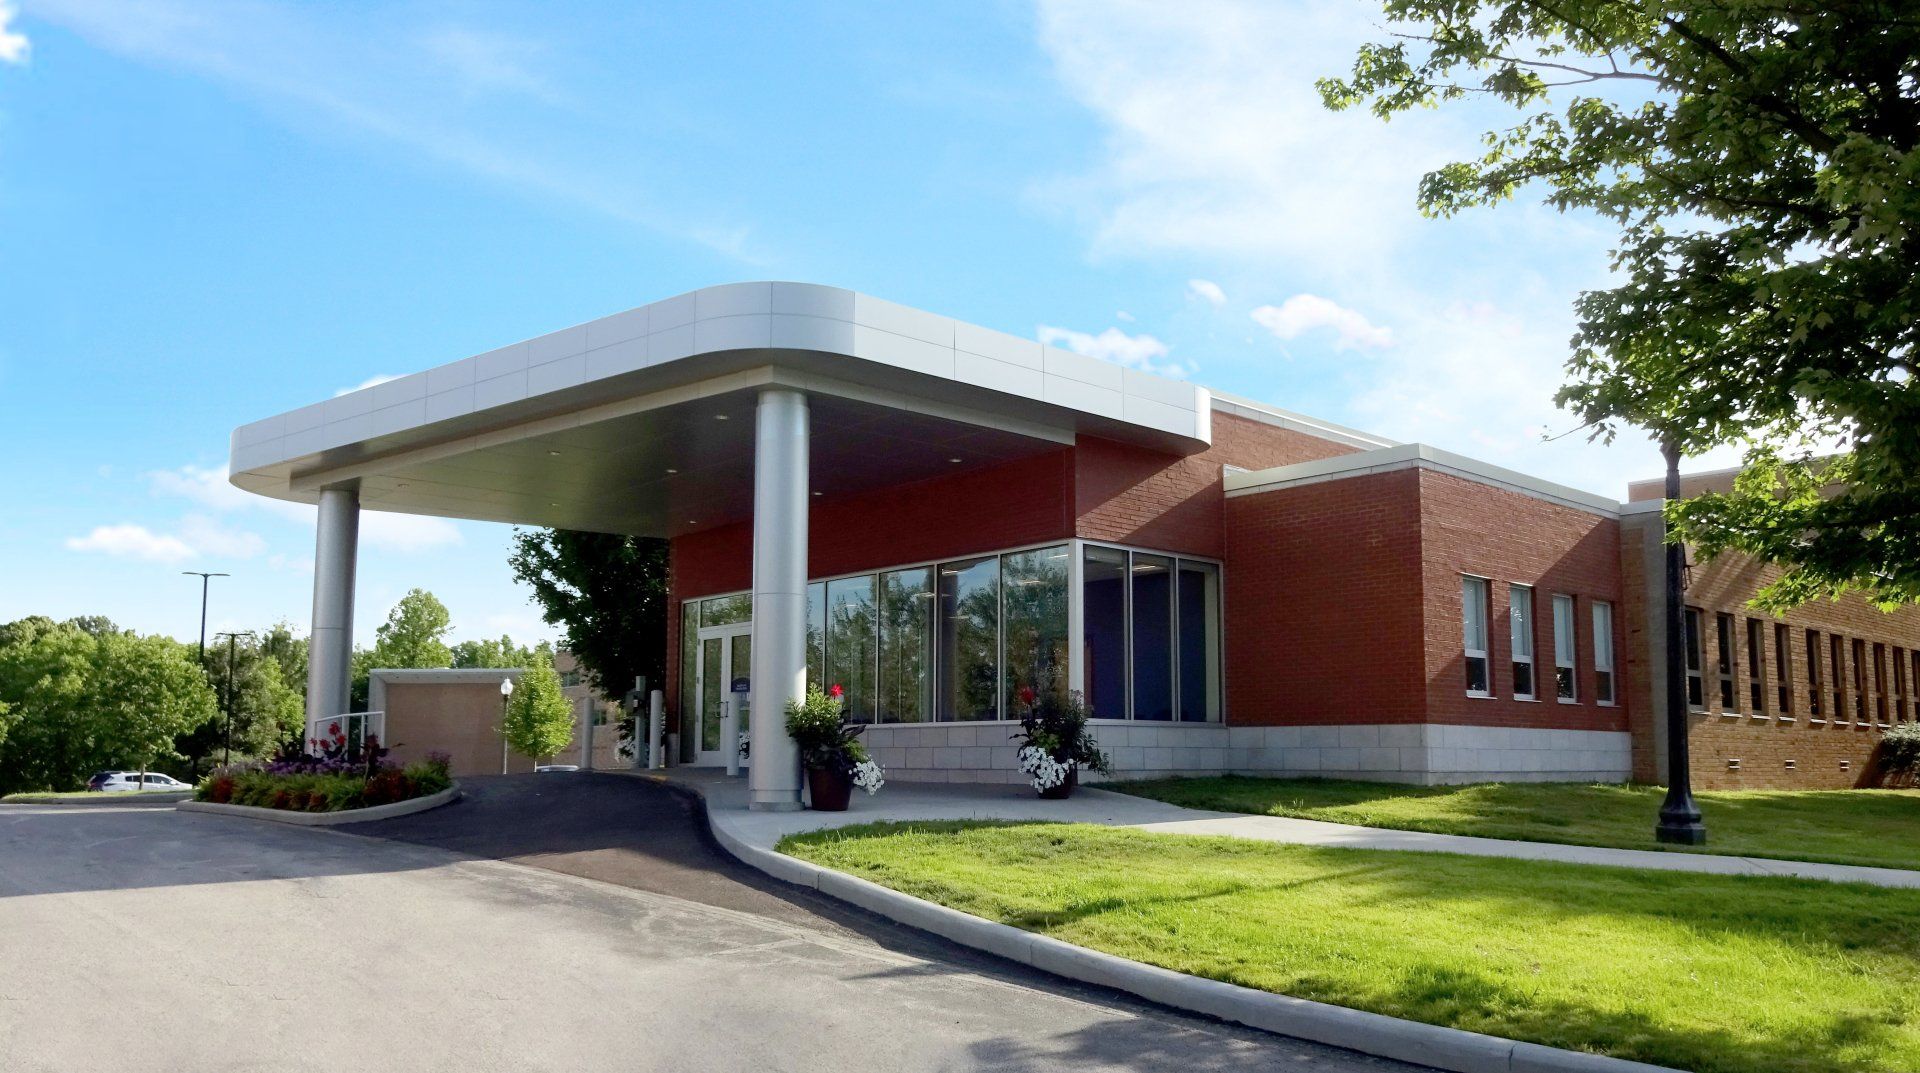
left=879, top=568, right=933, bottom=723
left=938, top=556, right=1000, bottom=721
left=1131, top=553, right=1174, bottom=720
left=826, top=576, right=877, bottom=722
left=1003, top=546, right=1070, bottom=715
left=1082, top=546, right=1128, bottom=720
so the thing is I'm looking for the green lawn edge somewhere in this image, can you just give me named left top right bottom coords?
left=1096, top=776, right=1920, bottom=871
left=781, top=819, right=1920, bottom=1073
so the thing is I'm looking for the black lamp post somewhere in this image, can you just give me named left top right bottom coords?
left=182, top=571, right=229, bottom=666
left=214, top=631, right=256, bottom=767
left=1655, top=438, right=1707, bottom=844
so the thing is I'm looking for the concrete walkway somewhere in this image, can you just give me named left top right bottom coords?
left=660, top=769, right=1920, bottom=888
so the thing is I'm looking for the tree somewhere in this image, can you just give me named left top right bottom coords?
left=0, top=619, right=216, bottom=793
left=259, top=621, right=308, bottom=703
left=352, top=590, right=455, bottom=709
left=508, top=529, right=668, bottom=699
left=450, top=635, right=535, bottom=669
left=175, top=636, right=305, bottom=773
left=1323, top=2, right=1920, bottom=609
left=502, top=649, right=574, bottom=767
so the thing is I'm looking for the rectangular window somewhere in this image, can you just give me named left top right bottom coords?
left=805, top=583, right=826, bottom=692
left=1832, top=635, right=1847, bottom=720
left=825, top=576, right=878, bottom=722
left=936, top=556, right=1000, bottom=721
left=679, top=601, right=699, bottom=761
left=1746, top=618, right=1765, bottom=714
left=1002, top=546, right=1070, bottom=716
left=1853, top=638, right=1869, bottom=721
left=1775, top=623, right=1793, bottom=715
left=877, top=568, right=933, bottom=723
left=1552, top=594, right=1577, bottom=702
left=1893, top=646, right=1908, bottom=723
left=1176, top=559, right=1223, bottom=722
left=1806, top=630, right=1822, bottom=717
left=1082, top=546, right=1128, bottom=719
left=1509, top=585, right=1536, bottom=700
left=1684, top=608, right=1705, bottom=711
left=1715, top=612, right=1737, bottom=711
left=1874, top=642, right=1888, bottom=723
left=1130, top=553, right=1175, bottom=720
left=1463, top=576, right=1491, bottom=696
left=701, top=593, right=752, bottom=627
left=1592, top=601, right=1615, bottom=706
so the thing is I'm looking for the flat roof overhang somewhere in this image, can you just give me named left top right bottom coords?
left=229, top=283, right=1215, bottom=537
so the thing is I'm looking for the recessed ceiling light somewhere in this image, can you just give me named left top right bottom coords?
left=665, top=468, right=678, bottom=475
left=547, top=450, right=561, bottom=457
left=714, top=414, right=730, bottom=421
left=811, top=491, right=822, bottom=497
left=949, top=457, right=963, bottom=463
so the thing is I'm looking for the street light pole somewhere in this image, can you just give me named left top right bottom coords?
left=1655, top=439, right=1706, bottom=844
left=182, top=571, right=229, bottom=666
left=500, top=677, right=516, bottom=775
left=214, top=631, right=256, bottom=768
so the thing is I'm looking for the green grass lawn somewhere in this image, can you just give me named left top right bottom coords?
left=1102, top=776, right=1920, bottom=870
left=784, top=820, right=1920, bottom=1073
left=0, top=789, right=186, bottom=803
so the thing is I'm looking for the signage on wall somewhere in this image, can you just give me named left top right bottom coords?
left=731, top=676, right=750, bottom=694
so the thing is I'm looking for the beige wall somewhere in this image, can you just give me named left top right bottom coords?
left=380, top=677, right=628, bottom=778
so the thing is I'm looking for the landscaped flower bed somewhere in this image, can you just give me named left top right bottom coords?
left=197, top=750, right=452, bottom=813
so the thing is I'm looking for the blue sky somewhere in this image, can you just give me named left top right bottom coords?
left=0, top=0, right=1699, bottom=649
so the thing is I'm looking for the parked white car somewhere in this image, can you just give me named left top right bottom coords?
left=88, top=771, right=192, bottom=793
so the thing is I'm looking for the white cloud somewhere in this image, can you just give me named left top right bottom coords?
left=335, top=373, right=401, bottom=397
left=1031, top=0, right=1670, bottom=496
left=1187, top=279, right=1227, bottom=307
left=177, top=514, right=268, bottom=558
left=1038, top=324, right=1191, bottom=379
left=0, top=2, right=28, bottom=64
left=361, top=512, right=463, bottom=553
left=66, top=524, right=194, bottom=563
left=1251, top=294, right=1393, bottom=351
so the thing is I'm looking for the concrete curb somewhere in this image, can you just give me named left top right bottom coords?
left=176, top=782, right=461, bottom=826
left=2, top=792, right=191, bottom=807
left=682, top=780, right=1682, bottom=1073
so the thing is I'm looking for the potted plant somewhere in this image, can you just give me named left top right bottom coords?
left=785, top=684, right=885, bottom=811
left=1010, top=686, right=1110, bottom=799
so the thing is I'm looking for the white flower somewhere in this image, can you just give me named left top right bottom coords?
left=1017, top=745, right=1074, bottom=791
left=737, top=729, right=751, bottom=758
left=852, top=759, right=885, bottom=795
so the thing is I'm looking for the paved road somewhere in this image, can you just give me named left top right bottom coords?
left=0, top=775, right=1424, bottom=1073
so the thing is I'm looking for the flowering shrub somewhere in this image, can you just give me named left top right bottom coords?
left=1877, top=722, right=1920, bottom=785
left=1010, top=688, right=1109, bottom=792
left=785, top=685, right=884, bottom=792
left=196, top=752, right=452, bottom=812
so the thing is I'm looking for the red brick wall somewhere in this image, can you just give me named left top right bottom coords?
left=1418, top=469, right=1627, bottom=732
left=1223, top=469, right=1427, bottom=724
left=1075, top=412, right=1361, bottom=558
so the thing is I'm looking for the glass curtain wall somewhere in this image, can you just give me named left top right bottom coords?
left=679, top=540, right=1221, bottom=738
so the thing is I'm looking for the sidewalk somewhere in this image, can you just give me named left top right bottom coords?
left=656, top=768, right=1920, bottom=888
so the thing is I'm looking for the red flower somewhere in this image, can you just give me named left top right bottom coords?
left=828, top=683, right=844, bottom=698
left=1017, top=685, right=1037, bottom=709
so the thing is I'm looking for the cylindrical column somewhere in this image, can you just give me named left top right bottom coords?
left=747, top=388, right=808, bottom=811
left=648, top=690, right=664, bottom=769
left=305, top=486, right=360, bottom=725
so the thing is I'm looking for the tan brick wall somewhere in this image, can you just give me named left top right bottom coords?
left=1620, top=515, right=1920, bottom=789
left=381, top=679, right=622, bottom=778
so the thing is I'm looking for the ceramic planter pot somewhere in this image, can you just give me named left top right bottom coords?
left=1038, top=766, right=1078, bottom=800
left=808, top=766, right=854, bottom=812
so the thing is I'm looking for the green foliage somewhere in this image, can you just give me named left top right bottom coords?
left=176, top=634, right=306, bottom=774
left=1010, top=689, right=1109, bottom=774
left=508, top=528, right=667, bottom=701
left=0, top=618, right=217, bottom=793
left=450, top=634, right=536, bottom=669
left=784, top=686, right=869, bottom=775
left=197, top=751, right=452, bottom=812
left=1324, top=1, right=1920, bottom=608
left=351, top=589, right=455, bottom=708
left=1878, top=723, right=1920, bottom=785
left=258, top=621, right=307, bottom=702
left=501, top=649, right=574, bottom=764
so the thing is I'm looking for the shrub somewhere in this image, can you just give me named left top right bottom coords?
left=1010, top=689, right=1110, bottom=776
left=192, top=756, right=450, bottom=812
left=785, top=685, right=871, bottom=777
left=1878, top=723, right=1920, bottom=785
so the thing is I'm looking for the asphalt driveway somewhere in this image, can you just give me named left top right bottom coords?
left=0, top=774, right=1423, bottom=1072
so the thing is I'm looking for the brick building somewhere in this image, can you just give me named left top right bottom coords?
left=238, top=283, right=1918, bottom=806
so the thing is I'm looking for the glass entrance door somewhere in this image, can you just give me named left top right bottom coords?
left=695, top=624, right=750, bottom=766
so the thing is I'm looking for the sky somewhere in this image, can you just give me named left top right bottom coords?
left=0, top=0, right=1718, bottom=651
